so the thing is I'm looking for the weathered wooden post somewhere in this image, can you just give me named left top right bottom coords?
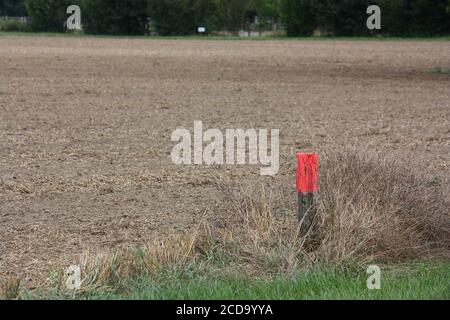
left=296, top=153, right=319, bottom=234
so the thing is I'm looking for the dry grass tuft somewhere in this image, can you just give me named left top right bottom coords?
left=51, top=226, right=210, bottom=294
left=214, top=179, right=308, bottom=275
left=213, top=150, right=449, bottom=272
left=0, top=278, right=21, bottom=300
left=141, top=228, right=210, bottom=272
left=316, top=151, right=449, bottom=264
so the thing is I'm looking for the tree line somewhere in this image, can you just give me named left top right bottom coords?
left=1, top=0, right=449, bottom=36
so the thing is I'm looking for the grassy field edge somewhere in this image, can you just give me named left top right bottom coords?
left=21, top=261, right=450, bottom=300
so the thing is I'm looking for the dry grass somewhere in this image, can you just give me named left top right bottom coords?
left=43, top=229, right=210, bottom=295
left=212, top=149, right=449, bottom=272
left=316, top=150, right=449, bottom=264
left=0, top=278, right=21, bottom=300
left=8, top=150, right=448, bottom=298
left=213, top=177, right=307, bottom=275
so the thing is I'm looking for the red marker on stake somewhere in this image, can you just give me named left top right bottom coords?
left=296, top=153, right=319, bottom=233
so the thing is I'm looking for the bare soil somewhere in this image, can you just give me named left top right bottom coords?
left=0, top=36, right=449, bottom=285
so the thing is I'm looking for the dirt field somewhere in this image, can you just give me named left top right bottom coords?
left=0, top=36, right=449, bottom=285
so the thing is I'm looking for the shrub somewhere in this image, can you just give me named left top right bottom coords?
left=0, top=19, right=31, bottom=32
left=81, top=0, right=148, bottom=35
left=0, top=0, right=27, bottom=17
left=315, top=150, right=449, bottom=263
left=281, top=0, right=450, bottom=37
left=281, top=0, right=316, bottom=36
left=215, top=149, right=450, bottom=270
left=147, top=0, right=221, bottom=36
left=25, top=0, right=76, bottom=32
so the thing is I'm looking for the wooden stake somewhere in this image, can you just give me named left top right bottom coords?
left=298, top=192, right=314, bottom=231
left=296, top=153, right=319, bottom=233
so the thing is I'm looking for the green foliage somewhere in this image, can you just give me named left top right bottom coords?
left=281, top=0, right=316, bottom=36
left=215, top=0, right=248, bottom=33
left=326, top=0, right=373, bottom=36
left=247, top=0, right=282, bottom=30
left=112, top=263, right=450, bottom=300
left=81, top=0, right=148, bottom=35
left=0, top=0, right=27, bottom=16
left=25, top=262, right=450, bottom=300
left=148, top=0, right=200, bottom=35
left=375, top=0, right=408, bottom=36
left=281, top=0, right=450, bottom=37
left=375, top=0, right=450, bottom=36
left=191, top=0, right=222, bottom=33
left=282, top=0, right=375, bottom=36
left=25, top=0, right=76, bottom=32
left=256, top=0, right=281, bottom=18
left=400, top=0, right=449, bottom=36
left=17, top=0, right=450, bottom=36
left=0, top=19, right=30, bottom=32
left=147, top=0, right=249, bottom=36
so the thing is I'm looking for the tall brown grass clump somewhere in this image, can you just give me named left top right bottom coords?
left=214, top=179, right=304, bottom=275
left=214, top=150, right=449, bottom=271
left=0, top=278, right=21, bottom=300
left=316, top=151, right=449, bottom=264
left=48, top=229, right=209, bottom=294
